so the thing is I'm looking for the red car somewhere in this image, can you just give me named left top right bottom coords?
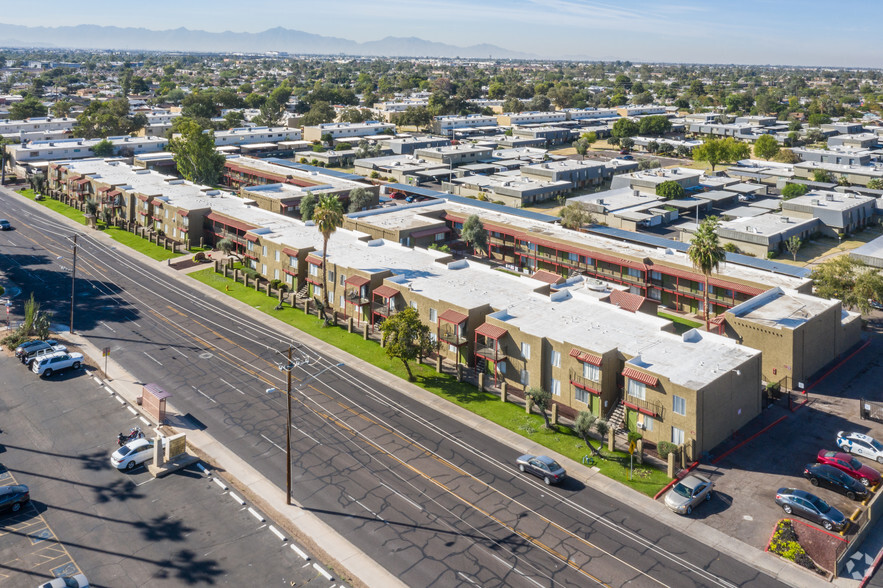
left=817, top=450, right=882, bottom=487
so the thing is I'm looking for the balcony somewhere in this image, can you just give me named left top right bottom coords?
left=475, top=346, right=506, bottom=361
left=623, top=395, right=665, bottom=419
left=345, top=290, right=369, bottom=305
left=569, top=369, right=601, bottom=394
left=439, top=330, right=467, bottom=347
left=372, top=303, right=396, bottom=317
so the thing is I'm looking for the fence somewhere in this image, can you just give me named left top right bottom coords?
left=860, top=398, right=883, bottom=423
left=836, top=488, right=883, bottom=576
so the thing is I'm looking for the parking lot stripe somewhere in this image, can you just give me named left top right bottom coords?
left=228, top=492, right=245, bottom=505
left=313, top=563, right=333, bottom=581
left=139, top=416, right=150, bottom=426
left=290, top=544, right=310, bottom=560
left=126, top=406, right=138, bottom=416
left=114, top=395, right=125, bottom=405
left=269, top=525, right=286, bottom=541
left=248, top=507, right=265, bottom=522
left=212, top=477, right=228, bottom=491
left=91, top=376, right=102, bottom=385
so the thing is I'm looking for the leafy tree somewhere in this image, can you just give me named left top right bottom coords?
left=91, top=139, right=115, bottom=157
left=754, top=134, right=780, bottom=160
left=51, top=100, right=73, bottom=118
left=657, top=142, right=675, bottom=156
left=574, top=411, right=602, bottom=456
left=378, top=307, right=434, bottom=381
left=167, top=119, right=226, bottom=185
left=867, top=179, right=883, bottom=190
left=813, top=169, right=835, bottom=183
left=688, top=216, right=726, bottom=329
left=339, top=107, right=374, bottom=124
left=355, top=139, right=383, bottom=159
left=646, top=140, right=659, bottom=153
left=656, top=180, right=685, bottom=200
left=216, top=238, right=235, bottom=255
left=611, top=118, right=640, bottom=139
left=525, top=386, right=553, bottom=430
left=638, top=115, right=671, bottom=136
left=558, top=202, right=594, bottom=230
left=460, top=214, right=488, bottom=255
left=620, top=137, right=635, bottom=151
left=74, top=97, right=145, bottom=138
left=302, top=101, right=336, bottom=126
left=572, top=138, right=590, bottom=158
left=313, top=194, right=344, bottom=317
left=182, top=92, right=219, bottom=122
left=785, top=235, right=802, bottom=261
left=502, top=97, right=525, bottom=113
left=692, top=138, right=749, bottom=172
left=221, top=110, right=245, bottom=129
left=299, top=192, right=316, bottom=220
left=10, top=95, right=47, bottom=120
left=807, top=113, right=831, bottom=127
left=347, top=187, right=374, bottom=213
left=775, top=148, right=800, bottom=164
left=781, top=183, right=808, bottom=200
left=811, top=257, right=883, bottom=315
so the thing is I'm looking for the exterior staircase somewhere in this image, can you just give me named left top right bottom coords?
left=606, top=400, right=627, bottom=434
left=294, top=283, right=310, bottom=302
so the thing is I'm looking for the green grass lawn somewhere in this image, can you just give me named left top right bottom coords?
left=191, top=267, right=671, bottom=495
left=16, top=189, right=180, bottom=261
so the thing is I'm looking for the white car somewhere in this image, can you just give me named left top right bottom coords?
left=836, top=431, right=883, bottom=464
left=38, top=573, right=90, bottom=588
left=111, top=438, right=154, bottom=471
left=31, top=352, right=84, bottom=377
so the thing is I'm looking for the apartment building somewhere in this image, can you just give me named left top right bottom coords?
left=563, top=108, right=620, bottom=122
left=431, top=114, right=498, bottom=134
left=790, top=147, right=871, bottom=166
left=384, top=136, right=450, bottom=155
left=212, top=126, right=303, bottom=146
left=303, top=121, right=395, bottom=142
left=793, top=161, right=883, bottom=187
left=716, top=214, right=820, bottom=258
left=221, top=155, right=373, bottom=199
left=413, top=144, right=493, bottom=166
left=0, top=116, right=76, bottom=138
left=828, top=133, right=879, bottom=150
left=447, top=173, right=572, bottom=207
left=496, top=111, right=568, bottom=126
left=569, top=188, right=667, bottom=230
left=511, top=125, right=573, bottom=146
left=780, top=191, right=875, bottom=237
left=616, top=106, right=667, bottom=117
left=610, top=167, right=703, bottom=193
left=520, top=159, right=607, bottom=189
left=5, top=136, right=168, bottom=176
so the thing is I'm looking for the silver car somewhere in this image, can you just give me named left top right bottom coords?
left=664, top=474, right=714, bottom=515
left=516, top=454, right=566, bottom=485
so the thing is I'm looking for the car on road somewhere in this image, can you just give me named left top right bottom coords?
left=23, top=344, right=68, bottom=367
left=31, top=351, right=84, bottom=377
left=111, top=438, right=154, bottom=471
left=817, top=450, right=882, bottom=487
left=0, top=219, right=10, bottom=231
left=38, top=573, right=90, bottom=588
left=14, top=339, right=59, bottom=359
left=775, top=487, right=846, bottom=531
left=0, top=484, right=29, bottom=514
left=836, top=431, right=883, bottom=464
left=664, top=473, right=714, bottom=515
left=803, top=463, right=869, bottom=501
left=516, top=454, right=566, bottom=485
left=619, top=149, right=630, bottom=155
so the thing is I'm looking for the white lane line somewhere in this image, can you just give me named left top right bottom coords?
left=139, top=416, right=151, bottom=426
left=291, top=424, right=319, bottom=444
left=260, top=434, right=284, bottom=452
left=126, top=406, right=138, bottom=416
left=114, top=395, right=126, bottom=405
left=379, top=482, right=423, bottom=511
left=269, top=525, right=287, bottom=541
left=213, top=477, right=228, bottom=491
left=135, top=478, right=154, bottom=487
left=247, top=507, right=265, bottom=522
left=290, top=544, right=310, bottom=560
left=219, top=377, right=245, bottom=395
left=228, top=492, right=245, bottom=505
left=196, top=389, right=216, bottom=403
left=143, top=352, right=162, bottom=366
left=312, top=563, right=333, bottom=581
left=131, top=322, right=141, bottom=328
left=100, top=321, right=116, bottom=333
left=346, top=494, right=387, bottom=524
left=457, top=572, right=479, bottom=586
left=173, top=347, right=189, bottom=359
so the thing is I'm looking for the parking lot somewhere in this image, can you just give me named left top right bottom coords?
left=0, top=344, right=344, bottom=587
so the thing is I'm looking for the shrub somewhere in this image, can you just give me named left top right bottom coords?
left=768, top=520, right=817, bottom=571
left=723, top=243, right=739, bottom=253
left=269, top=279, right=282, bottom=289
left=781, top=183, right=808, bottom=200
left=192, top=251, right=206, bottom=262
left=657, top=441, right=678, bottom=459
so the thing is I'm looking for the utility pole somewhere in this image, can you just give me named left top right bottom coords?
left=70, top=235, right=77, bottom=334
left=286, top=345, right=293, bottom=505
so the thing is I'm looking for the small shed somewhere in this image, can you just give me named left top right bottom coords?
left=141, top=383, right=171, bottom=424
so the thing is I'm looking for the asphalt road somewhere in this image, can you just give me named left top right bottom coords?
left=0, top=344, right=340, bottom=587
left=0, top=188, right=784, bottom=587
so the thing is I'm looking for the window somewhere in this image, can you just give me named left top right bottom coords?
left=550, top=350, right=560, bottom=368
left=673, top=395, right=686, bottom=416
left=429, top=333, right=437, bottom=343
left=520, top=369, right=529, bottom=386
left=289, top=257, right=297, bottom=268
left=339, top=274, right=346, bottom=286
left=435, top=232, right=445, bottom=241
left=410, top=301, right=417, bottom=311
left=582, top=363, right=599, bottom=381
left=521, top=342, right=531, bottom=360
left=627, top=379, right=646, bottom=400
left=627, top=267, right=641, bottom=278
left=648, top=288, right=661, bottom=301
left=274, top=250, right=280, bottom=262
left=575, top=387, right=588, bottom=404
left=550, top=378, right=561, bottom=396
left=650, top=270, right=662, bottom=281
left=247, top=241, right=255, bottom=251
left=285, top=274, right=293, bottom=285
left=262, top=264, right=267, bottom=275
left=642, top=416, right=654, bottom=432
left=671, top=427, right=685, bottom=445
left=309, top=264, right=319, bottom=277
left=328, top=271, right=335, bottom=283
left=429, top=308, right=437, bottom=323
left=340, top=295, right=345, bottom=307
left=498, top=362, right=506, bottom=375
left=274, top=269, right=279, bottom=280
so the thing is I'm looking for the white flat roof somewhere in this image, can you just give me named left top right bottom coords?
left=728, top=287, right=840, bottom=330
left=785, top=191, right=875, bottom=211
left=720, top=213, right=817, bottom=237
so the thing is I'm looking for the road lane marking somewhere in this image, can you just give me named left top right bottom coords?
left=379, top=482, right=422, bottom=511
left=260, top=434, right=284, bottom=452
left=100, top=321, right=116, bottom=333
left=192, top=385, right=217, bottom=403
left=312, top=563, right=333, bottom=581
left=457, top=572, right=479, bottom=585
left=291, top=424, right=319, bottom=444
left=219, top=377, right=245, bottom=395
left=142, top=352, right=162, bottom=366
left=126, top=406, right=137, bottom=416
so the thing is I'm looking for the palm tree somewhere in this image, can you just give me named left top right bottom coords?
left=688, top=216, right=726, bottom=330
left=313, top=194, right=344, bottom=318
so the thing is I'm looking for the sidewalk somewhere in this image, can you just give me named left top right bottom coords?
left=4, top=187, right=841, bottom=588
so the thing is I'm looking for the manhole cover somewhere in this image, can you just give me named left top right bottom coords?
left=199, top=352, right=214, bottom=360
left=743, top=515, right=753, bottom=521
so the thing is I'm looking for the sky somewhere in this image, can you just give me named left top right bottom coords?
left=2, top=0, right=881, bottom=67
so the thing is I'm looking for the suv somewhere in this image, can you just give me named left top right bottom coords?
left=14, top=339, right=58, bottom=360
left=31, top=352, right=83, bottom=377
left=0, top=219, right=10, bottom=231
left=23, top=344, right=68, bottom=367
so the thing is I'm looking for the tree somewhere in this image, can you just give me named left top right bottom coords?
left=656, top=180, right=685, bottom=200
left=74, top=97, right=145, bottom=138
left=558, top=202, right=594, bottom=230
left=51, top=99, right=73, bottom=118
left=575, top=411, right=603, bottom=456
left=692, top=138, right=748, bottom=172
left=302, top=101, right=336, bottom=126
left=460, top=214, right=488, bottom=255
left=313, top=194, right=344, bottom=318
left=299, top=192, right=316, bottom=220
left=611, top=118, right=640, bottom=139
left=781, top=183, right=808, bottom=200
left=572, top=138, right=590, bottom=159
left=91, top=139, right=115, bottom=157
left=813, top=169, right=835, bottom=183
left=811, top=257, right=883, bottom=315
left=867, top=179, right=883, bottom=190
left=754, top=134, right=780, bottom=160
left=807, top=113, right=832, bottom=127
left=378, top=307, right=434, bottom=381
left=167, top=119, right=226, bottom=185
left=785, top=235, right=802, bottom=261
left=775, top=149, right=800, bottom=164
left=688, top=216, right=726, bottom=329
left=525, top=387, right=553, bottom=430
left=10, top=95, right=47, bottom=120
left=216, top=238, right=235, bottom=256
left=646, top=140, right=659, bottom=153
left=620, top=137, right=635, bottom=151
left=657, top=142, right=675, bottom=156
left=638, top=115, right=671, bottom=136
left=347, top=187, right=374, bottom=213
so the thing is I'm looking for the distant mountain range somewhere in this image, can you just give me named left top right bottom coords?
left=0, top=23, right=535, bottom=59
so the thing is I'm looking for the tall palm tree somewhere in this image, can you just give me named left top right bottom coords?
left=687, top=216, right=726, bottom=330
left=313, top=194, right=344, bottom=318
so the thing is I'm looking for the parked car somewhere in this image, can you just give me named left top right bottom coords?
left=870, top=299, right=883, bottom=311
left=31, top=352, right=84, bottom=377
left=515, top=454, right=566, bottom=485
left=619, top=149, right=630, bottom=155
left=14, top=339, right=58, bottom=359
left=803, top=463, right=869, bottom=501
left=0, top=484, right=29, bottom=514
left=111, top=438, right=154, bottom=471
left=775, top=487, right=846, bottom=531
left=836, top=431, right=883, bottom=464
left=38, top=574, right=90, bottom=588
left=23, top=344, right=68, bottom=367
left=0, top=219, right=10, bottom=231
left=664, top=473, right=714, bottom=515
left=817, top=450, right=882, bottom=487
left=617, top=154, right=634, bottom=160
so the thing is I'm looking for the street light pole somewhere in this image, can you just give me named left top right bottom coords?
left=70, top=235, right=77, bottom=334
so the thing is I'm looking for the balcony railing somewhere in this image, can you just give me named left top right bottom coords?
left=569, top=369, right=601, bottom=393
left=439, top=330, right=467, bottom=346
left=372, top=303, right=396, bottom=317
left=346, top=290, right=369, bottom=305
left=624, top=395, right=665, bottom=419
left=476, top=346, right=506, bottom=361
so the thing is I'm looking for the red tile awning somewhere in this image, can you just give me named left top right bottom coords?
left=373, top=285, right=400, bottom=299
left=282, top=247, right=299, bottom=257
left=622, top=367, right=658, bottom=387
left=206, top=212, right=258, bottom=233
left=97, top=186, right=110, bottom=192
left=569, top=348, right=602, bottom=366
left=438, top=309, right=468, bottom=325
left=530, top=269, right=563, bottom=285
left=609, top=290, right=647, bottom=313
left=106, top=189, right=121, bottom=197
left=74, top=178, right=90, bottom=185
left=475, top=322, right=507, bottom=340
left=244, top=233, right=260, bottom=242
left=306, top=254, right=323, bottom=266
left=571, top=380, right=602, bottom=395
left=137, top=194, right=150, bottom=201
left=652, top=264, right=766, bottom=297
left=410, top=226, right=450, bottom=239
left=345, top=275, right=370, bottom=287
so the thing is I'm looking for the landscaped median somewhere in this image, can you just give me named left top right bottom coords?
left=190, top=267, right=672, bottom=496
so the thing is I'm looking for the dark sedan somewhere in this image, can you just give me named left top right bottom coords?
left=0, top=484, right=29, bottom=514
left=803, top=463, right=869, bottom=501
left=817, top=450, right=882, bottom=487
left=775, top=487, right=846, bottom=531
left=516, top=454, right=566, bottom=485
